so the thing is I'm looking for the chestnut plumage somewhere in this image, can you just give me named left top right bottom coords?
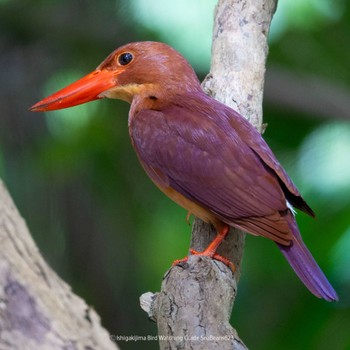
left=30, top=41, right=338, bottom=301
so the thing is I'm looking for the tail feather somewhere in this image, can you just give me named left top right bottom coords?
left=277, top=213, right=338, bottom=301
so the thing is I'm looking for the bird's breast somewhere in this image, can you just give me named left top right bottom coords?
left=156, top=183, right=224, bottom=229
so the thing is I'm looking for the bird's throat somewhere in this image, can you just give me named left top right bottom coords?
left=99, top=83, right=158, bottom=104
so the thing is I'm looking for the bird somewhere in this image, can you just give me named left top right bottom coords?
left=30, top=41, right=338, bottom=301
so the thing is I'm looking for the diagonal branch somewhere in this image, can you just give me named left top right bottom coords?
left=0, top=179, right=119, bottom=350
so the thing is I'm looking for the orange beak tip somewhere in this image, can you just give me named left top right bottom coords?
left=28, top=69, right=116, bottom=113
left=28, top=103, right=48, bottom=112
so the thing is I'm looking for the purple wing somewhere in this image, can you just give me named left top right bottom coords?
left=129, top=94, right=295, bottom=244
left=230, top=108, right=315, bottom=217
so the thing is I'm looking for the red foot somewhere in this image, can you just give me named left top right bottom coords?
left=172, top=249, right=235, bottom=272
left=172, top=225, right=235, bottom=272
left=172, top=256, right=189, bottom=266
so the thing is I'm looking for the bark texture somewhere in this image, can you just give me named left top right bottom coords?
left=0, top=180, right=118, bottom=350
left=140, top=0, right=277, bottom=349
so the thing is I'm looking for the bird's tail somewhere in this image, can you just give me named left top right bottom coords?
left=277, top=213, right=338, bottom=301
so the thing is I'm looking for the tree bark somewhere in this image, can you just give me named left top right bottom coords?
left=0, top=179, right=118, bottom=350
left=140, top=0, right=277, bottom=349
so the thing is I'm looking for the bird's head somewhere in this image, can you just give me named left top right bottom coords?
left=30, top=41, right=201, bottom=112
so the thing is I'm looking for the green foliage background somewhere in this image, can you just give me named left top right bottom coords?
left=1, top=1, right=349, bottom=349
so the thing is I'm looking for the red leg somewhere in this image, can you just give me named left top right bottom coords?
left=191, top=225, right=229, bottom=256
left=173, top=225, right=235, bottom=272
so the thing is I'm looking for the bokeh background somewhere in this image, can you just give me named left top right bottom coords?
left=1, top=0, right=350, bottom=349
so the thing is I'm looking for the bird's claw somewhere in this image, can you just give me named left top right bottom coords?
left=172, top=249, right=235, bottom=272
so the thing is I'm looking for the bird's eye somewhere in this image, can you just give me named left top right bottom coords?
left=118, top=52, right=133, bottom=66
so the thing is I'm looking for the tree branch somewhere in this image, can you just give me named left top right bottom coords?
left=265, top=65, right=350, bottom=121
left=140, top=0, right=277, bottom=348
left=0, top=179, right=118, bottom=350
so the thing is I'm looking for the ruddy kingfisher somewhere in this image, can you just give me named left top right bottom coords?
left=30, top=41, right=338, bottom=301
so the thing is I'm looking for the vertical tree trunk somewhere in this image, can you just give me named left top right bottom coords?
left=140, top=0, right=277, bottom=349
left=0, top=0, right=277, bottom=348
left=0, top=180, right=119, bottom=350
